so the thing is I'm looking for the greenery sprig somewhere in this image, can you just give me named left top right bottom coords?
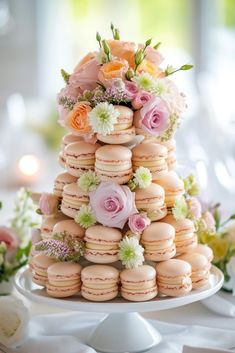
left=165, top=64, right=193, bottom=76
left=110, top=23, right=120, bottom=40
left=61, top=68, right=70, bottom=84
left=134, top=38, right=152, bottom=73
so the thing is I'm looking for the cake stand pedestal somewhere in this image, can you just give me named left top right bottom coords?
left=15, top=266, right=223, bottom=353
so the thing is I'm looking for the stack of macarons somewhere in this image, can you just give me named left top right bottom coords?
left=135, top=183, right=167, bottom=221
left=61, top=183, right=89, bottom=218
left=132, top=142, right=168, bottom=180
left=58, top=133, right=83, bottom=169
left=64, top=141, right=100, bottom=177
left=95, top=145, right=133, bottom=184
left=97, top=106, right=135, bottom=144
left=53, top=172, right=77, bottom=198
left=154, top=172, right=184, bottom=210
left=32, top=254, right=57, bottom=286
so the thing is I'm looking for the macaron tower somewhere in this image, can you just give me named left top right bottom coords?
left=31, top=25, right=212, bottom=302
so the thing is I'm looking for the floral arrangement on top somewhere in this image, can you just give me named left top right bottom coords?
left=57, top=23, right=192, bottom=143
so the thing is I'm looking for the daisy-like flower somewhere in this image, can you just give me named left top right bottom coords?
left=132, top=72, right=156, bottom=92
left=172, top=197, right=188, bottom=221
left=118, top=236, right=145, bottom=269
left=77, top=171, right=100, bottom=192
left=88, top=102, right=119, bottom=135
left=133, top=166, right=152, bottom=189
left=74, top=204, right=96, bottom=228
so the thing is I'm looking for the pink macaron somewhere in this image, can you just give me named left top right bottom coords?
left=40, top=213, right=69, bottom=239
left=154, top=172, right=185, bottom=209
left=52, top=219, right=85, bottom=241
left=81, top=265, right=119, bottom=301
left=187, top=244, right=214, bottom=264
left=84, top=225, right=122, bottom=263
left=61, top=183, right=89, bottom=218
left=156, top=259, right=192, bottom=297
left=32, top=254, right=57, bottom=286
left=159, top=139, right=177, bottom=171
left=120, top=265, right=157, bottom=302
left=53, top=172, right=77, bottom=198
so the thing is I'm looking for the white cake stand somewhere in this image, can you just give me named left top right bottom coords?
left=15, top=266, right=223, bottom=353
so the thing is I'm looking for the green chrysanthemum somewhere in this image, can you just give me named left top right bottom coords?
left=77, top=171, right=100, bottom=192
left=133, top=167, right=152, bottom=189
left=118, top=236, right=144, bottom=269
left=132, top=72, right=156, bottom=92
left=74, top=205, right=96, bottom=229
left=172, top=197, right=188, bottom=221
left=88, top=102, right=119, bottom=135
left=183, top=174, right=200, bottom=196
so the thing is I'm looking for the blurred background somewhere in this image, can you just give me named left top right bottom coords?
left=0, top=0, right=235, bottom=220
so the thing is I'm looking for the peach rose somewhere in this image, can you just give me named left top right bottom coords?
left=98, top=59, right=129, bottom=87
left=74, top=52, right=95, bottom=71
left=65, top=102, right=92, bottom=136
left=108, top=40, right=136, bottom=67
left=137, top=59, right=162, bottom=77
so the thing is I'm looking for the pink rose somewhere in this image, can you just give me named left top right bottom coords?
left=124, top=81, right=139, bottom=99
left=134, top=96, right=169, bottom=136
left=0, top=226, right=19, bottom=250
left=202, top=211, right=216, bottom=232
left=128, top=213, right=150, bottom=233
left=132, top=90, right=152, bottom=110
left=31, top=228, right=42, bottom=245
left=39, top=193, right=59, bottom=215
left=57, top=85, right=80, bottom=127
left=69, top=58, right=100, bottom=91
left=89, top=182, right=137, bottom=229
left=187, top=197, right=202, bottom=220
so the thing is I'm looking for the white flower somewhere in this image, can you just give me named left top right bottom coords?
left=118, top=236, right=145, bottom=269
left=226, top=256, right=235, bottom=296
left=132, top=72, right=156, bottom=92
left=88, top=102, right=119, bottom=135
left=77, top=171, right=100, bottom=192
left=133, top=167, right=152, bottom=188
left=0, top=296, right=29, bottom=348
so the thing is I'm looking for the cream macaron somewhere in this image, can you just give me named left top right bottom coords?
left=81, top=265, right=119, bottom=301
left=135, top=183, right=167, bottom=221
left=159, top=139, right=177, bottom=171
left=47, top=262, right=82, bottom=298
left=162, top=214, right=197, bottom=254
left=187, top=244, right=214, bottom=264
left=154, top=172, right=184, bottom=209
left=156, top=259, right=192, bottom=297
left=97, top=106, right=135, bottom=144
left=95, top=145, right=132, bottom=184
left=32, top=254, right=57, bottom=286
left=65, top=141, right=100, bottom=177
left=40, top=213, right=69, bottom=239
left=132, top=143, right=168, bottom=179
left=52, top=219, right=85, bottom=241
left=59, top=134, right=84, bottom=169
left=61, top=183, right=89, bottom=218
left=141, top=222, right=176, bottom=261
left=84, top=225, right=122, bottom=263
left=176, top=253, right=210, bottom=289
left=53, top=172, right=77, bottom=198
left=120, top=265, right=157, bottom=302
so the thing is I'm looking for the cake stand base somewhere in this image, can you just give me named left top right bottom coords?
left=87, top=312, right=161, bottom=353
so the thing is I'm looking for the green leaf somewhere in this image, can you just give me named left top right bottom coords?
left=114, top=28, right=120, bottom=40
left=145, top=38, right=152, bottom=47
left=110, top=22, right=114, bottom=31
left=60, top=68, right=70, bottom=84
left=153, top=42, right=161, bottom=50
left=180, top=64, right=194, bottom=70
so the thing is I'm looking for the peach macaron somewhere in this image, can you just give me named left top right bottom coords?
left=65, top=141, right=100, bottom=177
left=120, top=265, right=157, bottom=302
left=141, top=222, right=176, bottom=261
left=159, top=139, right=177, bottom=171
left=40, top=213, right=69, bottom=239
left=154, top=172, right=184, bottom=209
left=97, top=106, right=135, bottom=144
left=52, top=219, right=85, bottom=241
left=53, top=172, right=77, bottom=198
left=188, top=244, right=214, bottom=264
left=47, top=262, right=82, bottom=298
left=95, top=145, right=132, bottom=184
left=135, top=183, right=167, bottom=221
left=61, top=183, right=89, bottom=218
left=156, top=259, right=192, bottom=297
left=84, top=225, right=122, bottom=263
left=132, top=142, right=168, bottom=179
left=32, top=254, right=57, bottom=286
left=81, top=265, right=119, bottom=301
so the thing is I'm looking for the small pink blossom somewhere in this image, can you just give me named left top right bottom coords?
left=128, top=213, right=151, bottom=234
left=0, top=226, right=19, bottom=250
left=39, top=193, right=59, bottom=215
left=132, top=90, right=152, bottom=110
left=124, top=81, right=139, bottom=99
left=69, top=58, right=100, bottom=91
left=187, top=197, right=202, bottom=220
left=202, top=211, right=216, bottom=232
left=89, top=182, right=137, bottom=229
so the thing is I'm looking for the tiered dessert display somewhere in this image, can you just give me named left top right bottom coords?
left=15, top=25, right=224, bottom=353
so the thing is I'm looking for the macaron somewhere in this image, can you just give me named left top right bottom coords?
left=84, top=225, right=122, bottom=263
left=52, top=219, right=85, bottom=241
left=176, top=253, right=210, bottom=289
left=132, top=143, right=168, bottom=179
left=95, top=145, right=132, bottom=184
left=188, top=244, right=214, bottom=263
left=159, top=139, right=177, bottom=171
left=61, top=183, right=89, bottom=218
left=61, top=133, right=84, bottom=150
left=32, top=254, right=57, bottom=286
left=46, top=262, right=82, bottom=298
left=141, top=222, right=176, bottom=261
left=120, top=265, right=157, bottom=302
left=154, top=172, right=184, bottom=208
left=97, top=106, right=135, bottom=144
left=41, top=213, right=69, bottom=239
left=53, top=172, right=77, bottom=198
left=135, top=183, right=167, bottom=221
left=58, top=151, right=66, bottom=169
left=81, top=265, right=119, bottom=301
left=156, top=259, right=192, bottom=297
left=162, top=214, right=197, bottom=254
left=65, top=141, right=100, bottom=177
